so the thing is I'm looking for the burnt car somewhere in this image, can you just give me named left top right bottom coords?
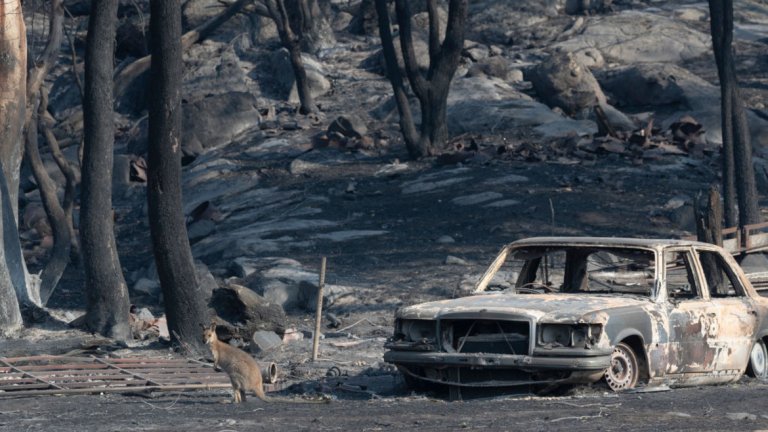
left=384, top=237, right=768, bottom=394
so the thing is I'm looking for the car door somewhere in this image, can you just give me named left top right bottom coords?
left=664, top=248, right=720, bottom=375
left=696, top=248, right=757, bottom=373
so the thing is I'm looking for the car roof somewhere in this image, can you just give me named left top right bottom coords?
left=510, top=236, right=716, bottom=249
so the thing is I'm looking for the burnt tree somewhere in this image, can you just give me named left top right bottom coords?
left=264, top=0, right=316, bottom=114
left=0, top=0, right=28, bottom=331
left=285, top=0, right=334, bottom=54
left=708, top=0, right=760, bottom=228
left=81, top=0, right=131, bottom=341
left=23, top=0, right=73, bottom=305
left=375, top=0, right=468, bottom=158
left=148, top=0, right=209, bottom=352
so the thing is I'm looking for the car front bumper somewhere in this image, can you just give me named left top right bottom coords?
left=384, top=350, right=612, bottom=387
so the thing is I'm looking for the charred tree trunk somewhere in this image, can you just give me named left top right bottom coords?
left=375, top=0, right=468, bottom=158
left=0, top=0, right=28, bottom=331
left=286, top=0, right=334, bottom=54
left=23, top=0, right=72, bottom=305
left=25, top=94, right=71, bottom=305
left=708, top=0, right=760, bottom=227
left=374, top=0, right=420, bottom=154
left=148, top=0, right=209, bottom=353
left=696, top=186, right=723, bottom=247
left=40, top=88, right=79, bottom=263
left=265, top=0, right=316, bottom=114
left=81, top=0, right=131, bottom=341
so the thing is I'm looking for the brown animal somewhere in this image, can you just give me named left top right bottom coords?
left=203, top=322, right=328, bottom=404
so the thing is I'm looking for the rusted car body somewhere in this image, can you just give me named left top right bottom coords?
left=384, top=237, right=768, bottom=393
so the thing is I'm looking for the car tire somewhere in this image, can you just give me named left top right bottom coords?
left=604, top=342, right=639, bottom=391
left=746, top=339, right=768, bottom=381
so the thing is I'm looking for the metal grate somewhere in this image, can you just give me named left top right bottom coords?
left=0, top=355, right=234, bottom=397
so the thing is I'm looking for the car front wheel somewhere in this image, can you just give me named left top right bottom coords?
left=604, top=342, right=639, bottom=391
left=747, top=339, right=768, bottom=381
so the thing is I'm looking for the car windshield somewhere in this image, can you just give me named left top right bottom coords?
left=486, top=246, right=656, bottom=297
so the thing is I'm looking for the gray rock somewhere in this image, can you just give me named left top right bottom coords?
left=133, top=278, right=161, bottom=298
left=195, top=260, right=219, bottom=301
left=298, top=282, right=356, bottom=312
left=188, top=219, right=216, bottom=243
left=182, top=0, right=250, bottom=34
left=446, top=256, right=471, bottom=266
left=599, top=63, right=687, bottom=108
left=527, top=51, right=605, bottom=116
left=452, top=192, right=503, bottom=206
left=484, top=174, right=530, bottom=185
left=181, top=92, right=261, bottom=158
left=554, top=10, right=710, bottom=64
left=725, top=413, right=757, bottom=421
left=572, top=48, right=605, bottom=69
left=230, top=257, right=303, bottom=279
left=243, top=259, right=321, bottom=310
left=332, top=11, right=354, bottom=32
left=466, top=56, right=520, bottom=82
left=250, top=330, right=283, bottom=354
left=183, top=44, right=255, bottom=99
left=289, top=150, right=374, bottom=176
left=739, top=251, right=768, bottom=274
left=446, top=75, right=596, bottom=137
left=484, top=199, right=521, bottom=208
left=314, top=230, right=388, bottom=242
left=565, top=0, right=612, bottom=15
left=436, top=235, right=456, bottom=244
left=252, top=279, right=301, bottom=310
left=269, top=48, right=331, bottom=103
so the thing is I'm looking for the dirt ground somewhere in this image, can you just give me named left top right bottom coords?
left=2, top=381, right=768, bottom=432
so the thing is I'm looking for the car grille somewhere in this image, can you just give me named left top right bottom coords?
left=442, top=319, right=530, bottom=355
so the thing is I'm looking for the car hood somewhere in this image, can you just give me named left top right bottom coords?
left=396, top=293, right=653, bottom=324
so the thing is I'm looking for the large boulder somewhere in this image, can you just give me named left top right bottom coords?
left=125, top=92, right=261, bottom=158
left=182, top=0, right=251, bottom=37
left=268, top=48, right=331, bottom=103
left=527, top=50, right=605, bottom=116
left=527, top=51, right=635, bottom=131
left=445, top=75, right=597, bottom=138
left=598, top=63, right=688, bottom=108
left=598, top=63, right=768, bottom=150
left=554, top=10, right=711, bottom=64
left=181, top=92, right=262, bottom=157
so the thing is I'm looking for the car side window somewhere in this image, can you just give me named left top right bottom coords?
left=665, top=251, right=700, bottom=300
left=699, top=250, right=744, bottom=298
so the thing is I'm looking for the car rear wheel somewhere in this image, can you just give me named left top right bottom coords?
left=604, top=342, right=639, bottom=391
left=747, top=339, right=768, bottom=381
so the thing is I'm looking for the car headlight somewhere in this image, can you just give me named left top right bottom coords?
left=540, top=325, right=571, bottom=346
left=401, top=319, right=436, bottom=342
left=538, top=324, right=602, bottom=348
